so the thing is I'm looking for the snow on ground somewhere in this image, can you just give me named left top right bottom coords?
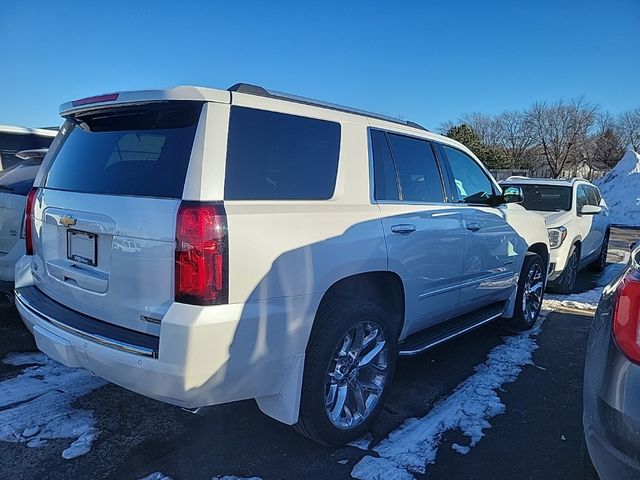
left=596, top=150, right=640, bottom=227
left=139, top=474, right=174, bottom=480
left=139, top=475, right=261, bottom=480
left=350, top=316, right=546, bottom=479
left=0, top=352, right=106, bottom=459
left=542, top=261, right=627, bottom=311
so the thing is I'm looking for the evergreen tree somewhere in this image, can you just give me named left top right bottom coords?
left=445, top=124, right=511, bottom=169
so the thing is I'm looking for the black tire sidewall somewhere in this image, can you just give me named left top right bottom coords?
left=509, top=253, right=545, bottom=331
left=554, top=247, right=578, bottom=294
left=298, top=301, right=398, bottom=445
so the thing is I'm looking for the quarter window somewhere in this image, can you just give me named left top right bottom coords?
left=385, top=133, right=444, bottom=203
left=442, top=145, right=496, bottom=204
left=224, top=107, right=341, bottom=200
left=371, top=130, right=399, bottom=201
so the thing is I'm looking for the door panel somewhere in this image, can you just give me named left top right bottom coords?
left=379, top=204, right=464, bottom=335
left=460, top=206, right=518, bottom=311
left=369, top=128, right=465, bottom=336
left=439, top=144, right=517, bottom=312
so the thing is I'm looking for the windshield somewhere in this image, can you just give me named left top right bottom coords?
left=42, top=102, right=202, bottom=199
left=505, top=183, right=573, bottom=212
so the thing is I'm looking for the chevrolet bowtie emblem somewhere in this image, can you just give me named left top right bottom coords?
left=59, top=215, right=77, bottom=227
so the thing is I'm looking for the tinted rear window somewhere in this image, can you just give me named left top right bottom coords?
left=43, top=102, right=202, bottom=198
left=0, top=133, right=54, bottom=170
left=0, top=161, right=41, bottom=196
left=224, top=107, right=341, bottom=200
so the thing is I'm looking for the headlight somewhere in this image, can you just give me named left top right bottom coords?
left=547, top=226, right=567, bottom=249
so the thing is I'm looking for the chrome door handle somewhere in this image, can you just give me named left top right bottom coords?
left=466, top=222, right=481, bottom=232
left=391, top=224, right=417, bottom=234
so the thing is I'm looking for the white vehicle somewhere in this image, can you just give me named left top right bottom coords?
left=0, top=144, right=52, bottom=290
left=15, top=84, right=549, bottom=445
left=0, top=125, right=57, bottom=170
left=500, top=177, right=610, bottom=293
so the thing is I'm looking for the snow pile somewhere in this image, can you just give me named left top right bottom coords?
left=596, top=150, right=640, bottom=227
left=139, top=474, right=174, bottom=480
left=543, top=261, right=627, bottom=311
left=139, top=474, right=262, bottom=480
left=351, top=317, right=544, bottom=479
left=0, top=352, right=106, bottom=459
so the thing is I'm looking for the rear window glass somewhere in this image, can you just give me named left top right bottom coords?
left=0, top=133, right=54, bottom=170
left=0, top=160, right=41, bottom=196
left=224, top=107, right=341, bottom=200
left=43, top=102, right=202, bottom=198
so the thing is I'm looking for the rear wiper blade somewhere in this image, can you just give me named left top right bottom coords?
left=0, top=185, right=14, bottom=192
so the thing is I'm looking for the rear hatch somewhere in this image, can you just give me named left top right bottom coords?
left=32, top=101, right=202, bottom=335
left=0, top=161, right=39, bottom=255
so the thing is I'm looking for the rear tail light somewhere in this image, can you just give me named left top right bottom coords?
left=613, top=268, right=640, bottom=364
left=25, top=187, right=38, bottom=255
left=175, top=202, right=228, bottom=305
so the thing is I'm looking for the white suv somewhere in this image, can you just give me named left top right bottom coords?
left=15, top=84, right=549, bottom=445
left=500, top=178, right=610, bottom=293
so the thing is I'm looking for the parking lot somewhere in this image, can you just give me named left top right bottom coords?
left=0, top=226, right=635, bottom=480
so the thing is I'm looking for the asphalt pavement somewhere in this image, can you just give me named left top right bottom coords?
left=3, top=229, right=637, bottom=480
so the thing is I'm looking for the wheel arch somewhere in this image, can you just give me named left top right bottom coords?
left=309, top=271, right=406, bottom=347
left=527, top=242, right=550, bottom=273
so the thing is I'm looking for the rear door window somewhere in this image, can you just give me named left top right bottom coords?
left=42, top=102, right=202, bottom=198
left=385, top=133, right=444, bottom=203
left=224, top=107, right=341, bottom=200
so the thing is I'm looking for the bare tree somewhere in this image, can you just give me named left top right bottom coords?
left=459, top=112, right=500, bottom=145
left=525, top=97, right=599, bottom=178
left=616, top=107, right=640, bottom=151
left=494, top=110, right=535, bottom=169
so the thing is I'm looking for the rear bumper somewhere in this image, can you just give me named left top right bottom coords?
left=15, top=282, right=317, bottom=418
left=585, top=422, right=640, bottom=480
left=583, top=293, right=640, bottom=479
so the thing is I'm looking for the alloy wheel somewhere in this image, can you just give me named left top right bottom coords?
left=522, top=262, right=544, bottom=323
left=324, top=320, right=390, bottom=430
left=566, top=251, right=578, bottom=289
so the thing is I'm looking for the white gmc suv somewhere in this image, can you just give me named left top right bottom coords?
left=500, top=178, right=610, bottom=293
left=15, top=84, right=549, bottom=445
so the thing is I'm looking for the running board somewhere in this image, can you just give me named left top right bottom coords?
left=398, top=301, right=506, bottom=356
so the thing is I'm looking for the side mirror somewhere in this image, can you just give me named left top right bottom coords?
left=580, top=205, right=602, bottom=215
left=502, top=186, right=524, bottom=204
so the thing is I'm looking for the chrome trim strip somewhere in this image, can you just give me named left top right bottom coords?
left=15, top=290, right=157, bottom=358
left=398, top=311, right=504, bottom=357
left=419, top=271, right=514, bottom=299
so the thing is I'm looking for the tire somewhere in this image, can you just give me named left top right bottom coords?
left=589, top=231, right=609, bottom=273
left=505, top=252, right=546, bottom=331
left=294, top=300, right=398, bottom=445
left=550, top=246, right=579, bottom=294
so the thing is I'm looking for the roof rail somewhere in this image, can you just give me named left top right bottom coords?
left=227, top=83, right=429, bottom=132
